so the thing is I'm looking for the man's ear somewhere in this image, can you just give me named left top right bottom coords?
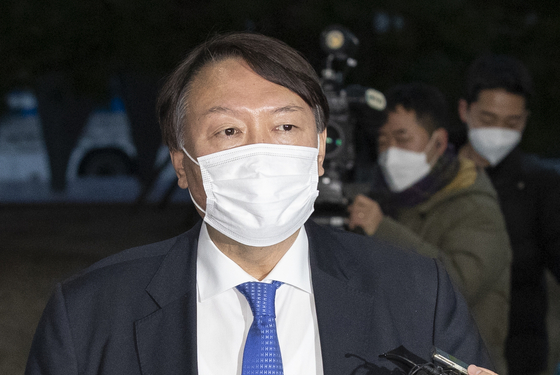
left=458, top=98, right=469, bottom=124
left=432, top=128, right=448, bottom=157
left=170, top=150, right=189, bottom=189
left=317, top=129, right=327, bottom=176
left=427, top=128, right=449, bottom=165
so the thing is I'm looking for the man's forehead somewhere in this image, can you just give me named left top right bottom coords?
left=381, top=108, right=423, bottom=132
left=189, top=59, right=302, bottom=103
left=182, top=58, right=316, bottom=135
left=189, top=57, right=246, bottom=87
left=379, top=124, right=410, bottom=136
left=474, top=89, right=527, bottom=111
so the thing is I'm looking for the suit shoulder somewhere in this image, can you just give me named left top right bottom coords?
left=306, top=220, right=447, bottom=312
left=306, top=220, right=436, bottom=271
left=66, top=236, right=173, bottom=280
left=62, top=227, right=197, bottom=292
left=515, top=152, right=559, bottom=178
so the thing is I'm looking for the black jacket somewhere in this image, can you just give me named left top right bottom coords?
left=486, top=148, right=560, bottom=375
left=26, top=220, right=492, bottom=375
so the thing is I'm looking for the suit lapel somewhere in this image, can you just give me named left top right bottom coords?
left=133, top=220, right=377, bottom=375
left=306, top=222, right=376, bottom=375
left=312, top=269, right=376, bottom=375
left=135, top=222, right=202, bottom=375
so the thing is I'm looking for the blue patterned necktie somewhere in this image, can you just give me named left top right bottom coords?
left=236, top=281, right=284, bottom=375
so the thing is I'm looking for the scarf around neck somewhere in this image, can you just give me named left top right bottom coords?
left=370, top=146, right=460, bottom=217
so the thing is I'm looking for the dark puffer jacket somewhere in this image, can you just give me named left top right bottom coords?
left=485, top=147, right=560, bottom=375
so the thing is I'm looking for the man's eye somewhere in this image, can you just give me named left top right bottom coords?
left=479, top=115, right=496, bottom=125
left=396, top=137, right=411, bottom=144
left=279, top=124, right=294, bottom=131
left=223, top=128, right=236, bottom=136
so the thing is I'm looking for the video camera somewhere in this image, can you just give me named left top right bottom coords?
left=314, top=25, right=386, bottom=225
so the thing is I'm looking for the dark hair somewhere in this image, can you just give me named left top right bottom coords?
left=464, top=54, right=533, bottom=105
left=383, top=82, right=449, bottom=134
left=157, top=32, right=329, bottom=151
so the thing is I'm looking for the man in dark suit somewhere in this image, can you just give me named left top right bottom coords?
left=26, top=32, right=494, bottom=375
left=458, top=54, right=560, bottom=375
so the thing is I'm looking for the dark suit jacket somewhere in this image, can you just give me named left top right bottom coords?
left=26, top=220, right=492, bottom=375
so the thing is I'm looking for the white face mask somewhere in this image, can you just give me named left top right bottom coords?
left=468, top=127, right=521, bottom=166
left=182, top=142, right=320, bottom=247
left=378, top=147, right=432, bottom=192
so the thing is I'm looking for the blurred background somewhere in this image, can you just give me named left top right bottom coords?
left=1, top=0, right=559, bottom=373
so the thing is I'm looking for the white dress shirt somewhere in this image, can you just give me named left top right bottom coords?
left=196, top=223, right=324, bottom=375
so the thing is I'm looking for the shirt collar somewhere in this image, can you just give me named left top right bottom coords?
left=196, top=223, right=312, bottom=302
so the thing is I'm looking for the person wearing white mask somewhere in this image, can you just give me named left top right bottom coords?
left=26, top=33, right=497, bottom=375
left=348, top=82, right=512, bottom=375
left=458, top=54, right=560, bottom=375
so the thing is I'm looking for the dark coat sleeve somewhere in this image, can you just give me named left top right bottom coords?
left=431, top=259, right=493, bottom=367
left=24, top=234, right=183, bottom=375
left=25, top=283, right=79, bottom=375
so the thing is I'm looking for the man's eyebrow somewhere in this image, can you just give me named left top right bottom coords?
left=479, top=110, right=498, bottom=118
left=505, top=113, right=526, bottom=120
left=203, top=106, right=235, bottom=116
left=392, top=128, right=409, bottom=136
left=271, top=105, right=305, bottom=114
left=200, top=105, right=304, bottom=117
